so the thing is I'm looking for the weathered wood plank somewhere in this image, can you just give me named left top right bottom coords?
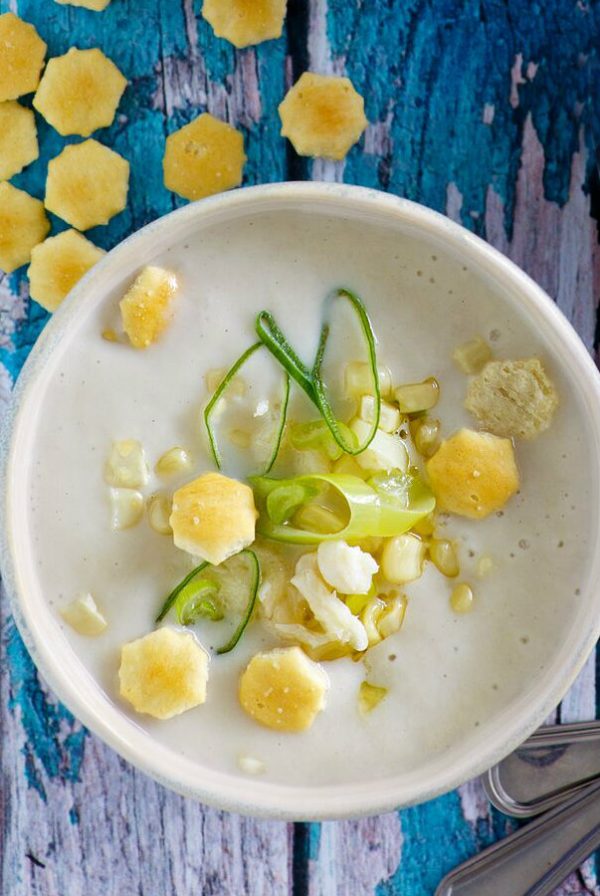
left=3, top=0, right=600, bottom=893
left=302, top=1, right=600, bottom=894
left=0, top=1, right=292, bottom=893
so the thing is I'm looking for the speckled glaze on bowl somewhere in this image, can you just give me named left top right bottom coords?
left=3, top=183, right=600, bottom=820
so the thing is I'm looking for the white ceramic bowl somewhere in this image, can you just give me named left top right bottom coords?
left=3, top=182, right=600, bottom=820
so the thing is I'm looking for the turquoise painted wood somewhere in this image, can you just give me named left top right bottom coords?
left=1, top=1, right=599, bottom=893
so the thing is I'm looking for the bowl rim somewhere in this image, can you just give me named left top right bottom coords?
left=3, top=180, right=600, bottom=820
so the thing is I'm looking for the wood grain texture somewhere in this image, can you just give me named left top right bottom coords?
left=1, top=0, right=600, bottom=894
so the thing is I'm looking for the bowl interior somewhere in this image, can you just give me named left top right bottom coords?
left=4, top=184, right=600, bottom=819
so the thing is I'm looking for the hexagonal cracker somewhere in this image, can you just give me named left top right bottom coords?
left=55, top=0, right=112, bottom=9
left=279, top=72, right=368, bottom=161
left=239, top=646, right=329, bottom=732
left=45, top=139, right=130, bottom=230
left=34, top=47, right=127, bottom=137
left=119, top=266, right=179, bottom=348
left=202, top=0, right=286, bottom=48
left=426, top=428, right=519, bottom=519
left=163, top=113, right=246, bottom=201
left=0, top=182, right=49, bottom=274
left=0, top=13, right=47, bottom=102
left=28, top=229, right=105, bottom=311
left=119, top=627, right=209, bottom=719
left=0, top=101, right=39, bottom=180
left=170, top=472, right=257, bottom=565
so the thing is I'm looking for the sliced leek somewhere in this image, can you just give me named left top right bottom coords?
left=251, top=471, right=435, bottom=544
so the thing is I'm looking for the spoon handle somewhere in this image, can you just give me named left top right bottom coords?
left=485, top=720, right=600, bottom=817
left=435, top=778, right=600, bottom=896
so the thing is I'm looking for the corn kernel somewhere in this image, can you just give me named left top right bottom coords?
left=147, top=493, right=173, bottom=535
left=453, top=336, right=492, bottom=374
left=109, top=487, right=144, bottom=530
left=395, top=378, right=439, bottom=414
left=155, top=446, right=192, bottom=477
left=344, top=361, right=393, bottom=399
left=450, top=582, right=474, bottom=614
left=411, top=513, right=436, bottom=537
left=358, top=681, right=388, bottom=714
left=429, top=539, right=459, bottom=577
left=359, top=395, right=401, bottom=433
left=476, top=555, right=494, bottom=578
left=413, top=417, right=441, bottom=458
left=105, top=439, right=148, bottom=488
left=360, top=597, right=386, bottom=647
left=377, top=592, right=407, bottom=638
left=381, top=534, right=426, bottom=584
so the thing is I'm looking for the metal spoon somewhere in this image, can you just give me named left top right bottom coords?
left=484, top=721, right=600, bottom=817
left=435, top=777, right=600, bottom=896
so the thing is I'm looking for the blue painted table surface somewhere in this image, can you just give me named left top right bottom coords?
left=1, top=1, right=600, bottom=893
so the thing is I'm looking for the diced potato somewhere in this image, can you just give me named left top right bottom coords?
left=465, top=358, right=558, bottom=440
left=155, top=446, right=192, bottom=477
left=33, top=47, right=127, bottom=137
left=147, top=493, right=173, bottom=535
left=55, top=0, right=112, bottom=9
left=359, top=395, right=401, bottom=433
left=28, top=229, right=105, bottom=311
left=350, top=418, right=408, bottom=472
left=202, top=0, right=286, bottom=48
left=239, top=646, right=328, bottom=732
left=279, top=72, right=367, bottom=161
left=0, top=182, right=49, bottom=274
left=0, top=101, right=38, bottom=180
left=453, top=336, right=492, bottom=374
left=381, top=533, right=426, bottom=584
left=45, top=139, right=129, bottom=230
left=119, top=266, right=179, bottom=348
left=316, top=540, right=378, bottom=595
left=0, top=13, right=47, bottom=102
left=163, top=113, right=246, bottom=201
left=358, top=681, right=388, bottom=715
left=109, top=487, right=144, bottom=530
left=426, top=428, right=519, bottom=519
left=105, top=439, right=148, bottom=488
left=119, top=627, right=209, bottom=719
left=60, top=592, right=107, bottom=636
left=170, top=472, right=257, bottom=565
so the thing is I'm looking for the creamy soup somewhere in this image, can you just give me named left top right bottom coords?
left=16, top=203, right=596, bottom=791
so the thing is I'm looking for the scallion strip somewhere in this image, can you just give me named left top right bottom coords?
left=203, top=341, right=290, bottom=475
left=155, top=561, right=209, bottom=622
left=312, top=289, right=380, bottom=455
left=155, top=550, right=261, bottom=655
left=255, top=289, right=380, bottom=456
left=216, top=549, right=260, bottom=655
